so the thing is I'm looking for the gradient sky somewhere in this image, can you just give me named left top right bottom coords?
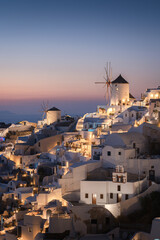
left=0, top=0, right=160, bottom=116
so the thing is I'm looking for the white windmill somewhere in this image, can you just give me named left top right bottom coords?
left=95, top=62, right=112, bottom=106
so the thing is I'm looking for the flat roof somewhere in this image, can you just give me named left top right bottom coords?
left=85, top=167, right=144, bottom=182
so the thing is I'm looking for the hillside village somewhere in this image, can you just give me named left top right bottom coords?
left=0, top=75, right=160, bottom=240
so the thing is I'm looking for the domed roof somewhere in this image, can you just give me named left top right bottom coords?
left=47, top=107, right=60, bottom=111
left=112, top=74, right=128, bottom=84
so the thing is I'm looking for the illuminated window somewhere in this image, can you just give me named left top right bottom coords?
left=85, top=193, right=88, bottom=198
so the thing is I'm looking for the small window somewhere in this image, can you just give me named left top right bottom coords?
left=110, top=193, right=113, bottom=199
left=117, top=185, right=121, bottom=191
left=151, top=166, right=154, bottom=169
left=20, top=157, right=22, bottom=164
left=133, top=143, right=136, bottom=148
left=100, top=194, right=103, bottom=199
left=38, top=142, right=40, bottom=147
left=91, top=219, right=97, bottom=224
left=28, top=227, right=32, bottom=232
left=125, top=114, right=127, bottom=117
left=57, top=142, right=60, bottom=146
left=85, top=193, right=88, bottom=198
left=107, top=151, right=111, bottom=156
left=125, top=194, right=128, bottom=200
left=105, top=217, right=110, bottom=224
left=118, top=152, right=121, bottom=155
left=63, top=161, right=65, bottom=166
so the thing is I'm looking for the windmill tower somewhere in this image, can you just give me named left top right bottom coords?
left=110, top=74, right=129, bottom=106
left=40, top=101, right=61, bottom=125
left=95, top=62, right=112, bottom=106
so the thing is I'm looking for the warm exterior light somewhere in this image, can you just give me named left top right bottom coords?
left=108, top=108, right=112, bottom=113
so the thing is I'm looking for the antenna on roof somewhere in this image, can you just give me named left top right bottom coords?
left=95, top=62, right=112, bottom=105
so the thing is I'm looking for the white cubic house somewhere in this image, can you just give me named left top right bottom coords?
left=80, top=165, right=147, bottom=205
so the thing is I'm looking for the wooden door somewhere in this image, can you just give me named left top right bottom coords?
left=92, top=194, right=97, bottom=204
left=117, top=193, right=122, bottom=203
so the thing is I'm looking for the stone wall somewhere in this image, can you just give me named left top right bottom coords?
left=105, top=183, right=160, bottom=218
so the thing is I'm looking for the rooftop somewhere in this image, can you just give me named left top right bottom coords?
left=71, top=160, right=98, bottom=169
left=84, top=117, right=108, bottom=123
left=127, top=106, right=147, bottom=112
left=110, top=123, right=132, bottom=132
left=150, top=98, right=160, bottom=102
left=112, top=74, right=128, bottom=84
left=16, top=187, right=33, bottom=193
left=48, top=107, right=61, bottom=111
left=86, top=167, right=144, bottom=182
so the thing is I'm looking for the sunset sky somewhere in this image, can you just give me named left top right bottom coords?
left=0, top=0, right=160, bottom=116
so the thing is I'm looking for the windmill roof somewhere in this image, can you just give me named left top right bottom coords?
left=112, top=74, right=128, bottom=84
left=48, top=107, right=60, bottom=111
left=129, top=93, right=135, bottom=99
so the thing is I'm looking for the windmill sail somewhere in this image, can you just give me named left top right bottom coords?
left=40, top=100, right=49, bottom=120
left=95, top=62, right=112, bottom=105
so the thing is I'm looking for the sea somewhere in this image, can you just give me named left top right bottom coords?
left=0, top=111, right=42, bottom=124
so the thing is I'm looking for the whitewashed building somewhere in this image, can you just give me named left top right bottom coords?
left=143, top=86, right=160, bottom=103
left=80, top=166, right=147, bottom=205
left=102, top=132, right=147, bottom=167
left=122, top=106, right=148, bottom=124
left=46, top=107, right=61, bottom=125
left=110, top=74, right=129, bottom=106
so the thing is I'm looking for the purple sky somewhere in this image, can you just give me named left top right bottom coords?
left=0, top=0, right=160, bottom=116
